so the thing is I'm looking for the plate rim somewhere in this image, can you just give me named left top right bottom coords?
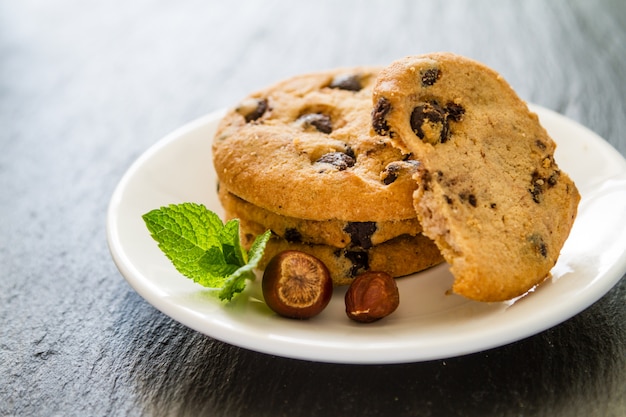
left=106, top=105, right=626, bottom=364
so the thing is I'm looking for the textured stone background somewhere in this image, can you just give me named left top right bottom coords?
left=1, top=1, right=624, bottom=416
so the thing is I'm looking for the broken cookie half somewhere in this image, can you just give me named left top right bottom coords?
left=372, top=52, right=580, bottom=302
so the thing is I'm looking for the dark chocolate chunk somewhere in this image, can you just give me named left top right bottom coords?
left=345, top=250, right=369, bottom=277
left=382, top=163, right=401, bottom=185
left=445, top=102, right=465, bottom=122
left=329, top=74, right=362, bottom=91
left=459, top=191, right=477, bottom=206
left=528, top=234, right=548, bottom=258
left=344, top=222, right=377, bottom=249
left=412, top=102, right=445, bottom=126
left=410, top=106, right=430, bottom=139
left=530, top=186, right=542, bottom=203
left=529, top=170, right=545, bottom=203
left=410, top=102, right=445, bottom=141
left=382, top=160, right=419, bottom=185
left=421, top=68, right=441, bottom=86
left=316, top=152, right=355, bottom=171
left=298, top=113, right=332, bottom=133
left=529, top=168, right=560, bottom=203
left=243, top=98, right=268, bottom=123
left=547, top=170, right=560, bottom=187
left=372, top=97, right=392, bottom=136
left=490, top=203, right=497, bottom=209
left=284, top=228, right=302, bottom=243
left=444, top=195, right=453, bottom=205
left=411, top=101, right=465, bottom=143
left=422, top=169, right=432, bottom=191
left=440, top=119, right=451, bottom=144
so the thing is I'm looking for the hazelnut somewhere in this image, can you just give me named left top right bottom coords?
left=345, top=271, right=399, bottom=323
left=262, top=250, right=332, bottom=319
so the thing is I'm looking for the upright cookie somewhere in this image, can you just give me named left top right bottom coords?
left=372, top=53, right=580, bottom=301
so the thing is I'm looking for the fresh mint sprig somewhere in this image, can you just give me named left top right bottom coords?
left=142, top=203, right=271, bottom=301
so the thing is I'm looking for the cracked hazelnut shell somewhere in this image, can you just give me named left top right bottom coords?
left=262, top=250, right=332, bottom=319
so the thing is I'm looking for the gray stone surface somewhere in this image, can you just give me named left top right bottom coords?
left=1, top=0, right=624, bottom=416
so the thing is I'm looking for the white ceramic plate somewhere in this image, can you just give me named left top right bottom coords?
left=107, top=105, right=626, bottom=364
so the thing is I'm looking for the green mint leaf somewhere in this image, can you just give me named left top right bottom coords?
left=142, top=203, right=264, bottom=295
left=219, top=219, right=248, bottom=266
left=218, top=229, right=271, bottom=301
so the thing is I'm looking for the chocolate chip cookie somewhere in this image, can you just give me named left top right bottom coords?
left=212, top=67, right=446, bottom=284
left=238, top=217, right=443, bottom=286
left=372, top=53, right=580, bottom=301
left=213, top=67, right=420, bottom=222
left=218, top=186, right=423, bottom=248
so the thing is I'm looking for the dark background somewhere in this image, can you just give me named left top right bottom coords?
left=1, top=1, right=624, bottom=416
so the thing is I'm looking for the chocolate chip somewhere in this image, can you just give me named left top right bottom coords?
left=529, top=168, right=560, bottom=203
left=413, top=102, right=445, bottom=125
left=422, top=170, right=432, bottom=191
left=530, top=187, right=542, bottom=203
left=329, top=74, right=362, bottom=91
left=444, top=195, right=453, bottom=205
left=411, top=101, right=464, bottom=144
left=410, top=102, right=445, bottom=141
left=298, top=113, right=332, bottom=133
left=382, top=160, right=419, bottom=185
left=381, top=163, right=401, bottom=185
left=372, top=97, right=392, bottom=136
left=284, top=228, right=302, bottom=243
left=345, top=250, right=369, bottom=277
left=459, top=191, right=477, bottom=207
left=528, top=234, right=548, bottom=258
left=421, top=68, right=440, bottom=86
left=539, top=243, right=548, bottom=258
left=440, top=119, right=451, bottom=143
left=243, top=98, right=268, bottom=123
left=490, top=203, right=497, bottom=209
left=344, top=222, right=377, bottom=249
left=445, top=102, right=465, bottom=122
left=529, top=171, right=545, bottom=203
left=316, top=152, right=355, bottom=171
left=547, top=171, right=560, bottom=187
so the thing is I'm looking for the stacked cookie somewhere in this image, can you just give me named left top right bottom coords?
left=212, top=67, right=443, bottom=285
left=213, top=53, right=580, bottom=301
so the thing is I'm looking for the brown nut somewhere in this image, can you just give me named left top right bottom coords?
left=262, top=250, right=333, bottom=319
left=345, top=271, right=399, bottom=323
